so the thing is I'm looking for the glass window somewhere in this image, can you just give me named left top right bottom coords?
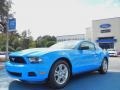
left=50, top=40, right=79, bottom=49
left=80, top=41, right=95, bottom=50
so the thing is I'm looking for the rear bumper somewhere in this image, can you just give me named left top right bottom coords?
left=5, top=62, right=49, bottom=82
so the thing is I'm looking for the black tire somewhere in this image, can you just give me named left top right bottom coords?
left=49, top=60, right=71, bottom=89
left=98, top=59, right=108, bottom=74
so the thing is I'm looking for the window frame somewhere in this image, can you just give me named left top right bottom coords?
left=78, top=41, right=96, bottom=51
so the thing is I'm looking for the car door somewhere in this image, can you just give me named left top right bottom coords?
left=76, top=41, right=98, bottom=72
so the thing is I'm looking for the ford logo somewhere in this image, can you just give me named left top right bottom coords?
left=100, top=24, right=111, bottom=28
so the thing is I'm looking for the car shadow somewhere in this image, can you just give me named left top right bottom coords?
left=8, top=71, right=120, bottom=90
left=8, top=80, right=54, bottom=90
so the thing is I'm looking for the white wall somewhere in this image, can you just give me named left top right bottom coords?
left=92, top=17, right=120, bottom=50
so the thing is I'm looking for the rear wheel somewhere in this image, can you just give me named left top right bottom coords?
left=99, top=59, right=108, bottom=74
left=49, top=60, right=70, bottom=89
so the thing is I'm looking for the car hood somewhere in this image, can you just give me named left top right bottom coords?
left=10, top=48, right=70, bottom=57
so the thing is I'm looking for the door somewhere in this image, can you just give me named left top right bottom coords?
left=73, top=41, right=98, bottom=73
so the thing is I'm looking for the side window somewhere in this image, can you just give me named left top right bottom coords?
left=80, top=42, right=95, bottom=50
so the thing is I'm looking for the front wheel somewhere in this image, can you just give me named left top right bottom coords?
left=49, top=60, right=71, bottom=89
left=98, top=59, right=108, bottom=74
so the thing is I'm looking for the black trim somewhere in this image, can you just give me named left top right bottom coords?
left=8, top=71, right=22, bottom=77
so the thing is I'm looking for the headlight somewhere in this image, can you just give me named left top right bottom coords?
left=29, top=57, right=42, bottom=63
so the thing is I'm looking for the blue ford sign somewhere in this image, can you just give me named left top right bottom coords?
left=100, top=24, right=111, bottom=28
left=8, top=18, right=16, bottom=31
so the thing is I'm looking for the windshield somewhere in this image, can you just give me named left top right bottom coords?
left=50, top=40, right=80, bottom=49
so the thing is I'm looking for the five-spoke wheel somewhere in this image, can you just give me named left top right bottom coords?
left=99, top=59, right=108, bottom=74
left=49, top=60, right=70, bottom=89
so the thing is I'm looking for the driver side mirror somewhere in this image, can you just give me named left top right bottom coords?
left=80, top=46, right=89, bottom=50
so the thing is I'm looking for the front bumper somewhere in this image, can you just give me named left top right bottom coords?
left=109, top=53, right=118, bottom=57
left=5, top=62, right=49, bottom=82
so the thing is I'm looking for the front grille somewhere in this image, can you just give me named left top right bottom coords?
left=9, top=56, right=26, bottom=64
left=8, top=71, right=22, bottom=77
left=109, top=53, right=115, bottom=54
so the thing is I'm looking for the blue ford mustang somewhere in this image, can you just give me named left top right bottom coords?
left=5, top=40, right=109, bottom=89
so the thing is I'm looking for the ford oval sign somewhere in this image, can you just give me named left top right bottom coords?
left=100, top=24, right=111, bottom=28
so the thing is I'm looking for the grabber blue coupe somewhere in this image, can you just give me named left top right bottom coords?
left=5, top=40, right=109, bottom=89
